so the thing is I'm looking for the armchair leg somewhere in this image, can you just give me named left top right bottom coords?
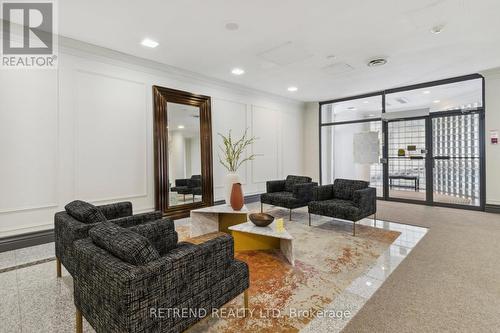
left=183, top=194, right=186, bottom=202
left=289, top=209, right=292, bottom=221
left=56, top=257, right=61, bottom=278
left=353, top=222, right=356, bottom=236
left=374, top=213, right=377, bottom=227
left=193, top=194, right=195, bottom=202
left=261, top=202, right=263, bottom=213
left=243, top=289, right=249, bottom=317
left=308, top=213, right=311, bottom=226
left=76, top=308, right=82, bottom=333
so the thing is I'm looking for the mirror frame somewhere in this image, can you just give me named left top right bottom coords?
left=153, top=86, right=214, bottom=219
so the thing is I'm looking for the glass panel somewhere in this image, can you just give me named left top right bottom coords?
left=321, top=121, right=382, bottom=196
left=388, top=119, right=426, bottom=201
left=321, top=95, right=382, bottom=123
left=167, top=102, right=202, bottom=207
left=385, top=78, right=482, bottom=113
left=432, top=113, right=480, bottom=206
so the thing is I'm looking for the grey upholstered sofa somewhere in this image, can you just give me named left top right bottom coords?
left=54, top=200, right=163, bottom=277
left=260, top=175, right=317, bottom=220
left=308, top=179, right=377, bottom=236
left=73, top=220, right=249, bottom=333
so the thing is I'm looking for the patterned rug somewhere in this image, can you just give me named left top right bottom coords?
left=177, top=208, right=400, bottom=333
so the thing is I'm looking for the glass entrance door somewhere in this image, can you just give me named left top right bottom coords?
left=387, top=118, right=427, bottom=202
left=431, top=113, right=481, bottom=207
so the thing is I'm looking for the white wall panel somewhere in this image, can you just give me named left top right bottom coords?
left=251, top=105, right=279, bottom=186
left=74, top=71, right=147, bottom=201
left=0, top=70, right=58, bottom=212
left=212, top=98, right=248, bottom=199
left=281, top=109, right=303, bottom=178
left=0, top=41, right=305, bottom=236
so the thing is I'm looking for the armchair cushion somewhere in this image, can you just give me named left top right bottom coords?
left=309, top=199, right=362, bottom=221
left=261, top=191, right=305, bottom=209
left=97, top=201, right=132, bottom=220
left=285, top=175, right=312, bottom=192
left=266, top=180, right=286, bottom=193
left=312, top=184, right=334, bottom=201
left=292, top=182, right=318, bottom=202
left=175, top=178, right=189, bottom=187
left=89, top=222, right=160, bottom=265
left=128, top=218, right=178, bottom=255
left=65, top=200, right=107, bottom=224
left=332, top=179, right=369, bottom=201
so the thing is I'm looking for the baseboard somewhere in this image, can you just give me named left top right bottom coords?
left=214, top=193, right=261, bottom=206
left=485, top=204, right=500, bottom=214
left=0, top=229, right=54, bottom=253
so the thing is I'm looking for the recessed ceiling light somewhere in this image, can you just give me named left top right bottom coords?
left=366, top=281, right=373, bottom=287
left=363, top=100, right=370, bottom=104
left=225, top=22, right=239, bottom=31
left=347, top=106, right=357, bottom=111
left=433, top=100, right=441, bottom=104
left=231, top=68, right=245, bottom=75
left=430, top=24, right=445, bottom=34
left=326, top=54, right=336, bottom=60
left=177, top=125, right=185, bottom=129
left=287, top=86, right=298, bottom=92
left=368, top=114, right=375, bottom=117
left=423, top=90, right=431, bottom=94
left=141, top=38, right=159, bottom=48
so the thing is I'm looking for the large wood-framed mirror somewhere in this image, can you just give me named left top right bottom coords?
left=153, top=86, right=213, bottom=219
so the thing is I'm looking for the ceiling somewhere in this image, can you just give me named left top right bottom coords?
left=59, top=0, right=500, bottom=102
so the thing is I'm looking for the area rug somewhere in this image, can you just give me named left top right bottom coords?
left=176, top=209, right=400, bottom=333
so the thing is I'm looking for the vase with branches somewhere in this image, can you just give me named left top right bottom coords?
left=217, top=129, right=259, bottom=205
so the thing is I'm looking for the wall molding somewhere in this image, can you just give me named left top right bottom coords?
left=212, top=97, right=249, bottom=189
left=0, top=203, right=58, bottom=215
left=73, top=69, right=149, bottom=202
left=250, top=105, right=279, bottom=184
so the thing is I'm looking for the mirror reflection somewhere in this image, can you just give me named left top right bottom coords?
left=167, top=102, right=202, bottom=207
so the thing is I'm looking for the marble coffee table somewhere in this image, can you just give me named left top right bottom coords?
left=229, top=221, right=295, bottom=266
left=190, top=205, right=249, bottom=237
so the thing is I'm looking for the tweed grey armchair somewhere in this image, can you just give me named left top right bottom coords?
left=308, top=179, right=377, bottom=236
left=73, top=220, right=250, bottom=333
left=260, top=175, right=317, bottom=220
left=54, top=200, right=163, bottom=277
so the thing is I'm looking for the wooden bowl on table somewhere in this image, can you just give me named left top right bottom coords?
left=249, top=213, right=274, bottom=227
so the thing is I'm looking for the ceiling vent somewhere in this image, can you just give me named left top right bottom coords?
left=323, top=62, right=354, bottom=76
left=257, top=41, right=313, bottom=66
left=367, top=58, right=387, bottom=67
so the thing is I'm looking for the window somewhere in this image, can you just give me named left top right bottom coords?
left=319, top=75, right=485, bottom=210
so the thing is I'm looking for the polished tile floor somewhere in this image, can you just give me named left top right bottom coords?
left=0, top=205, right=427, bottom=333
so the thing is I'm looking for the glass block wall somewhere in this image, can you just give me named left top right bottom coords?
left=432, top=113, right=480, bottom=206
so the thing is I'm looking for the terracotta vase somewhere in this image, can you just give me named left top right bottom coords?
left=230, top=183, right=244, bottom=211
left=224, top=173, right=240, bottom=205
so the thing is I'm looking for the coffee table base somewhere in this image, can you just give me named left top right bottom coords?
left=231, top=230, right=295, bottom=266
